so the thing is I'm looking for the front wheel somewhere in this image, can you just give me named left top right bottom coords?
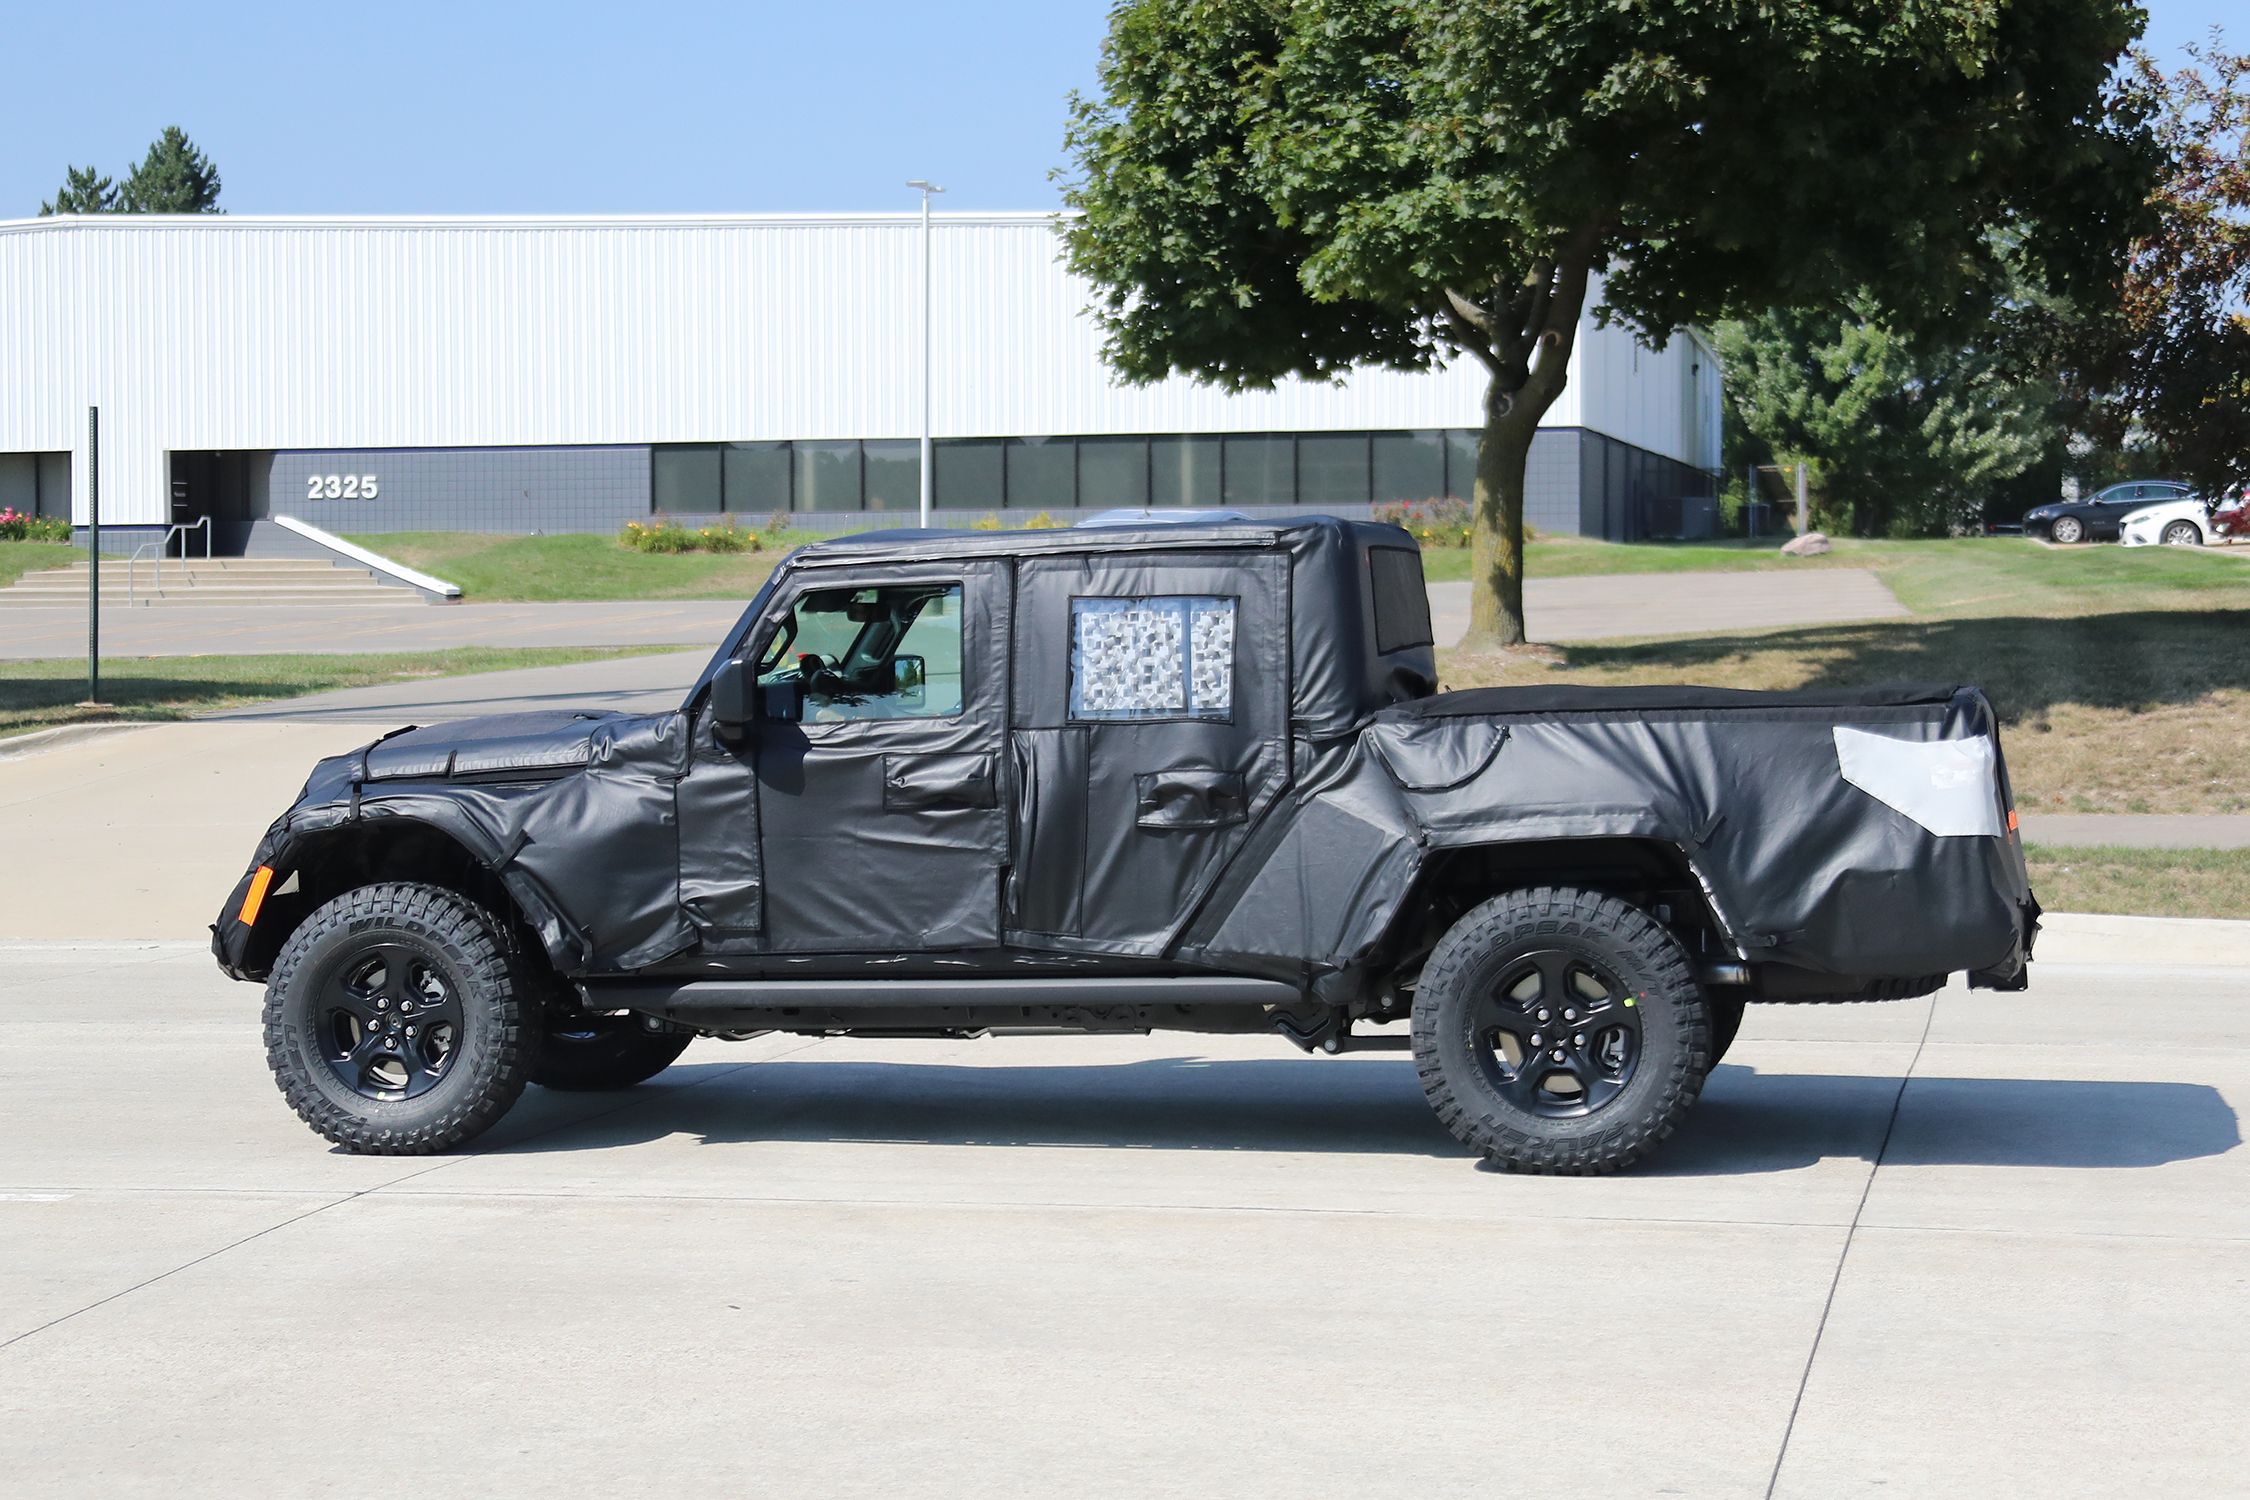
left=263, top=883, right=533, bottom=1154
left=1411, top=887, right=1710, bottom=1174
left=529, top=1016, right=693, bottom=1091
left=2164, top=520, right=2203, bottom=546
left=2049, top=515, right=2085, bottom=544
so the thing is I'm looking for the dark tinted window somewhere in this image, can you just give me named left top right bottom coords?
left=722, top=443, right=790, bottom=513
left=1369, top=546, right=1433, bottom=653
left=934, top=439, right=1004, bottom=510
left=652, top=445, right=722, bottom=513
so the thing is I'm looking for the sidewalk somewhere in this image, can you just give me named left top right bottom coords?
left=0, top=570, right=1908, bottom=658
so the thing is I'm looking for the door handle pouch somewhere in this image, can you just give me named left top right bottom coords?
left=1134, top=769, right=1247, bottom=830
left=882, top=752, right=998, bottom=811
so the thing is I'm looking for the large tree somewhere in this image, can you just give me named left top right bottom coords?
left=1715, top=295, right=2058, bottom=536
left=2060, top=39, right=2249, bottom=496
left=1064, top=0, right=2151, bottom=646
left=121, top=126, right=223, bottom=213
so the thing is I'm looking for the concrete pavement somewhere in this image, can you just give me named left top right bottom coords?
left=0, top=568, right=1908, bottom=658
left=0, top=943, right=2241, bottom=1496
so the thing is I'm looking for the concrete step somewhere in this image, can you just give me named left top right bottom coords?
left=1, top=552, right=436, bottom=607
left=0, top=590, right=425, bottom=608
left=51, top=562, right=363, bottom=578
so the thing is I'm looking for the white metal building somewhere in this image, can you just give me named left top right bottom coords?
left=0, top=213, right=1722, bottom=549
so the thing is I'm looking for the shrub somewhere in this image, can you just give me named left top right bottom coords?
left=1022, top=510, right=1063, bottom=530
left=968, top=512, right=1005, bottom=531
left=0, top=508, right=71, bottom=543
left=620, top=516, right=760, bottom=555
left=1372, top=497, right=1472, bottom=547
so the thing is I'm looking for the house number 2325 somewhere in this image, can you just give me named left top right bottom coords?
left=306, top=474, right=379, bottom=500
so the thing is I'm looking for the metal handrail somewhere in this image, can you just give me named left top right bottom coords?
left=124, top=517, right=214, bottom=604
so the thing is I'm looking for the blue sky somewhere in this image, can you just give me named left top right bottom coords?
left=0, top=0, right=2233, bottom=219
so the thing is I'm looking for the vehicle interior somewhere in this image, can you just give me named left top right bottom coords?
left=754, top=582, right=965, bottom=723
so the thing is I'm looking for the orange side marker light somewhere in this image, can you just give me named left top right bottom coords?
left=239, top=866, right=276, bottom=926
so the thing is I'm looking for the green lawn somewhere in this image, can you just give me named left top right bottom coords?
left=1439, top=537, right=2250, bottom=816
left=1421, top=532, right=2250, bottom=609
left=1, top=540, right=80, bottom=589
left=0, top=646, right=676, bottom=738
left=341, top=531, right=823, bottom=602
left=2022, top=845, right=2250, bottom=921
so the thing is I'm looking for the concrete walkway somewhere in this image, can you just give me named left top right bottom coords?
left=2018, top=813, right=2250, bottom=850
left=0, top=942, right=2241, bottom=1496
left=0, top=569, right=1907, bottom=658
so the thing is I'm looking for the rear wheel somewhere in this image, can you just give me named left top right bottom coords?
left=529, top=1015, right=693, bottom=1091
left=2164, top=520, right=2203, bottom=546
left=2049, top=515, right=2085, bottom=544
left=264, top=883, right=533, bottom=1154
left=1411, top=887, right=1710, bottom=1174
left=1708, top=994, right=1745, bottom=1066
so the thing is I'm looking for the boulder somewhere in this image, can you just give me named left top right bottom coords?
left=1780, top=532, right=1832, bottom=557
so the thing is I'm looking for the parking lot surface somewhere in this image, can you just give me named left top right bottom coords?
left=1, top=944, right=2241, bottom=1498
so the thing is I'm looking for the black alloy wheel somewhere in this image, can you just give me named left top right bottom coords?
left=529, top=1014, right=694, bottom=1091
left=265, top=882, right=533, bottom=1154
left=1412, top=886, right=1711, bottom=1175
left=319, top=942, right=464, bottom=1100
left=1470, top=950, right=1642, bottom=1117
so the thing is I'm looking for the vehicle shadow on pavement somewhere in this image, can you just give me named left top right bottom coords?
left=480, top=1056, right=2241, bottom=1174
left=1642, top=1067, right=2242, bottom=1177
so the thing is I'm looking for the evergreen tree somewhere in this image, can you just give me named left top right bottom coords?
left=119, top=126, right=223, bottom=214
left=39, top=165, right=121, bottom=216
left=1713, top=298, right=2056, bottom=537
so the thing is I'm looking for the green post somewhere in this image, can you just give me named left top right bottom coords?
left=87, top=405, right=100, bottom=705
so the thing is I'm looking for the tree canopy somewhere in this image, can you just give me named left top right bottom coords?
left=2059, top=39, right=2249, bottom=496
left=40, top=166, right=120, bottom=216
left=1064, top=0, right=2151, bottom=644
left=39, top=126, right=222, bottom=217
left=1715, top=297, right=2057, bottom=536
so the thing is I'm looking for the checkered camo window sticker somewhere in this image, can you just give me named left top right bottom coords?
left=1069, top=596, right=1236, bottom=721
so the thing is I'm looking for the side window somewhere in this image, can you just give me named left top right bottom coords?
left=757, top=583, right=964, bottom=722
left=1069, top=595, right=1236, bottom=722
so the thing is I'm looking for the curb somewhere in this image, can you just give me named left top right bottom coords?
left=2036, top=911, right=2250, bottom=968
left=0, top=720, right=154, bottom=764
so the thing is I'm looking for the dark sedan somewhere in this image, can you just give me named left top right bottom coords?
left=2024, top=480, right=2195, bottom=544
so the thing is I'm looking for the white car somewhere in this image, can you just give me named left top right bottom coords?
left=2119, top=496, right=2214, bottom=547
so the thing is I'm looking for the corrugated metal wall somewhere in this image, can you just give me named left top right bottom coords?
left=0, top=214, right=1715, bottom=527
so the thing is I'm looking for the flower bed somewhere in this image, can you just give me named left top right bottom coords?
left=0, top=508, right=71, bottom=543
left=620, top=517, right=761, bottom=554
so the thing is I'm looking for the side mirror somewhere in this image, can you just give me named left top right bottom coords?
left=760, top=677, right=805, bottom=723
left=709, top=658, right=755, bottom=742
left=892, top=653, right=926, bottom=706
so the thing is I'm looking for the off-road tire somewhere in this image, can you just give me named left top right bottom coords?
left=264, top=882, right=533, bottom=1154
left=1709, top=994, right=1746, bottom=1066
left=1412, top=886, right=1710, bottom=1174
left=529, top=1018, right=693, bottom=1091
left=2164, top=520, right=2203, bottom=546
left=2049, top=515, right=2085, bottom=544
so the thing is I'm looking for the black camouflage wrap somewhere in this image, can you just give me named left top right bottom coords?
left=216, top=519, right=2034, bottom=1004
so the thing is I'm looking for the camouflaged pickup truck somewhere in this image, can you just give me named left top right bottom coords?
left=216, top=517, right=2036, bottom=1172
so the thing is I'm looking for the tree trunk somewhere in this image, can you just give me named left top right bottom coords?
left=1464, top=389, right=1541, bottom=648
left=1452, top=244, right=1596, bottom=651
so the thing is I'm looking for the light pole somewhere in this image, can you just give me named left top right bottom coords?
left=907, top=179, right=945, bottom=527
